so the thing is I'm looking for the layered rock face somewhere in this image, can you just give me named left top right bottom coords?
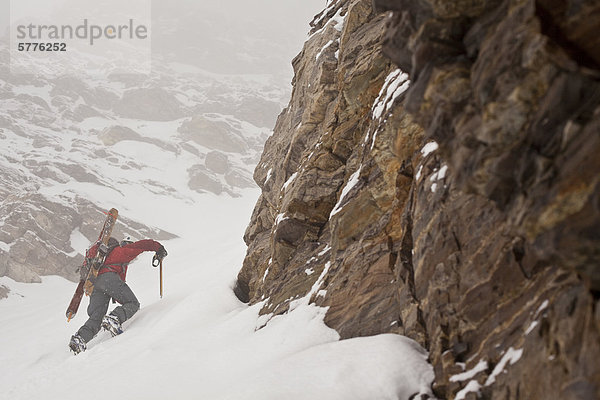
left=235, top=0, right=599, bottom=398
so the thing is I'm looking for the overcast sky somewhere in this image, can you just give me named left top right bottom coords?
left=151, top=0, right=325, bottom=77
left=1, top=0, right=325, bottom=80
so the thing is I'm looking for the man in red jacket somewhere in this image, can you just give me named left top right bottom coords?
left=69, top=237, right=167, bottom=354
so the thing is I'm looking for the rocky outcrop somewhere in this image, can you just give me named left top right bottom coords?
left=98, top=125, right=143, bottom=146
left=178, top=115, right=250, bottom=154
left=113, top=87, right=186, bottom=121
left=235, top=0, right=600, bottom=399
left=231, top=96, right=283, bottom=129
left=187, top=164, right=226, bottom=196
left=97, top=125, right=178, bottom=153
left=205, top=151, right=230, bottom=174
left=0, top=285, right=9, bottom=299
left=235, top=0, right=422, bottom=347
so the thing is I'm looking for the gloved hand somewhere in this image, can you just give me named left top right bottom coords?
left=156, top=245, right=168, bottom=259
left=152, top=245, right=167, bottom=267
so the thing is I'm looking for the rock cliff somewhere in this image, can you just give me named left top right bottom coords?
left=235, top=0, right=600, bottom=398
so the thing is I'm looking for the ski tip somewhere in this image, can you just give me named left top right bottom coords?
left=67, top=312, right=73, bottom=322
left=102, top=208, right=119, bottom=218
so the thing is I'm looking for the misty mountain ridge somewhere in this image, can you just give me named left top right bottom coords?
left=0, top=33, right=289, bottom=284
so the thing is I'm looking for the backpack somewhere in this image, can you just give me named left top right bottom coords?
left=81, top=241, right=120, bottom=296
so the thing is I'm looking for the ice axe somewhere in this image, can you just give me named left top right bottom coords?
left=152, top=255, right=163, bottom=298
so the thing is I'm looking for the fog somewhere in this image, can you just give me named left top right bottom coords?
left=151, top=0, right=325, bottom=80
left=1, top=0, right=325, bottom=81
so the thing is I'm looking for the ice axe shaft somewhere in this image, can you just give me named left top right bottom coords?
left=151, top=255, right=164, bottom=298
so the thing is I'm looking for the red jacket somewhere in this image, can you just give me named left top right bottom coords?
left=87, top=240, right=162, bottom=281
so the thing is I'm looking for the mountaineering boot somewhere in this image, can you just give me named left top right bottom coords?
left=69, top=334, right=86, bottom=355
left=101, top=314, right=123, bottom=336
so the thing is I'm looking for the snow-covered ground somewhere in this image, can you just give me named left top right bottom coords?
left=0, top=188, right=435, bottom=400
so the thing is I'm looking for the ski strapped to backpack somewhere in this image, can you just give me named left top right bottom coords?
left=66, top=208, right=119, bottom=322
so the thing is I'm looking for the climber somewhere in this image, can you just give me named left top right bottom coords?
left=69, top=236, right=168, bottom=354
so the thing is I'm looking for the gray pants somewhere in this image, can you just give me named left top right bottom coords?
left=77, top=272, right=140, bottom=343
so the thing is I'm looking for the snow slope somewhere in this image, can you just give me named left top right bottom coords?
left=0, top=189, right=435, bottom=400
